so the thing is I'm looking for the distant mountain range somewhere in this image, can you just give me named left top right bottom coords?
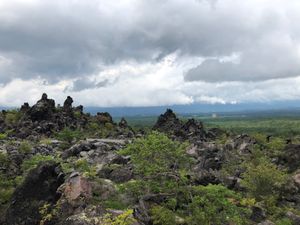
left=2, top=100, right=300, bottom=118
left=84, top=101, right=300, bottom=117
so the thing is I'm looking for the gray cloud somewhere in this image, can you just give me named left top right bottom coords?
left=70, top=78, right=109, bottom=92
left=0, top=0, right=300, bottom=86
left=186, top=38, right=300, bottom=82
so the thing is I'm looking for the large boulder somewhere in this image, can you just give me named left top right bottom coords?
left=153, top=109, right=206, bottom=141
left=5, top=161, right=64, bottom=225
left=61, top=172, right=92, bottom=204
left=153, top=109, right=182, bottom=133
left=279, top=144, right=300, bottom=172
left=27, top=93, right=56, bottom=121
left=96, top=112, right=113, bottom=124
left=63, top=96, right=74, bottom=112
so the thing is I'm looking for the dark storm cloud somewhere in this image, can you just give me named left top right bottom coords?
left=0, top=0, right=300, bottom=85
left=70, top=78, right=109, bottom=92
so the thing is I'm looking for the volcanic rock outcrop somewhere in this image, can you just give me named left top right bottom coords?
left=153, top=109, right=207, bottom=142
left=5, top=161, right=64, bottom=225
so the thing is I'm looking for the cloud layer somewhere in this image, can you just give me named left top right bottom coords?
left=0, top=0, right=300, bottom=106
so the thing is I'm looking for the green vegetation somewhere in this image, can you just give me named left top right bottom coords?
left=56, top=127, right=83, bottom=143
left=150, top=206, right=176, bottom=225
left=21, top=154, right=55, bottom=173
left=103, top=209, right=137, bottom=225
left=119, top=131, right=189, bottom=176
left=187, top=184, right=250, bottom=225
left=241, top=158, right=287, bottom=202
left=0, top=133, right=7, bottom=140
left=4, top=110, right=22, bottom=125
left=201, top=116, right=300, bottom=138
left=119, top=132, right=190, bottom=197
left=74, top=158, right=97, bottom=178
left=19, top=140, right=32, bottom=154
left=3, top=109, right=300, bottom=224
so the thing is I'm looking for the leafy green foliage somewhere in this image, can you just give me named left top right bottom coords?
left=4, top=110, right=21, bottom=125
left=187, top=184, right=250, bottom=225
left=56, top=127, right=83, bottom=143
left=275, top=218, right=293, bottom=225
left=0, top=174, right=15, bottom=204
left=241, top=156, right=288, bottom=202
left=19, top=140, right=32, bottom=154
left=103, top=209, right=137, bottom=225
left=0, top=133, right=7, bottom=140
left=119, top=132, right=190, bottom=198
left=119, top=131, right=189, bottom=176
left=150, top=206, right=176, bottom=225
left=0, top=152, right=9, bottom=167
left=21, top=154, right=55, bottom=172
left=75, top=158, right=97, bottom=178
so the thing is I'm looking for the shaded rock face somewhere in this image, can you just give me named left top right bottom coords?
left=20, top=102, right=30, bottom=113
left=279, top=144, right=300, bottom=172
left=63, top=96, right=74, bottom=112
left=119, top=117, right=128, bottom=129
left=27, top=93, right=56, bottom=121
left=98, top=164, right=133, bottom=183
left=153, top=109, right=207, bottom=142
left=96, top=112, right=113, bottom=124
left=5, top=161, right=64, bottom=225
left=153, top=109, right=181, bottom=132
left=5, top=94, right=90, bottom=138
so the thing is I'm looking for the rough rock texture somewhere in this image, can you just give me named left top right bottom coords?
left=27, top=93, right=56, bottom=121
left=119, top=117, right=129, bottom=129
left=279, top=144, right=300, bottom=172
left=257, top=221, right=275, bottom=225
left=63, top=96, right=74, bottom=112
left=5, top=161, right=64, bottom=225
left=96, top=112, right=113, bottom=124
left=62, top=173, right=92, bottom=203
left=153, top=109, right=207, bottom=141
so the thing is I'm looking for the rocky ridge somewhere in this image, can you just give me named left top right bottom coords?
left=0, top=95, right=300, bottom=224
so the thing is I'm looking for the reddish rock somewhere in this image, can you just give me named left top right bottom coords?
left=63, top=173, right=92, bottom=202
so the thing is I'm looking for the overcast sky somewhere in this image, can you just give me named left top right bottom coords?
left=1, top=0, right=300, bottom=107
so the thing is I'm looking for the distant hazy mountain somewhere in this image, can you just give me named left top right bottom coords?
left=84, top=101, right=300, bottom=117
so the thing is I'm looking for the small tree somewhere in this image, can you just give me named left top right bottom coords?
left=119, top=132, right=190, bottom=195
left=241, top=157, right=287, bottom=202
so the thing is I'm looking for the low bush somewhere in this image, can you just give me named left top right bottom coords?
left=187, top=184, right=250, bottom=225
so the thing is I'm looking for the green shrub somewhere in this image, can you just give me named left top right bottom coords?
left=118, top=180, right=146, bottom=200
left=0, top=133, right=7, bottom=140
left=88, top=122, right=101, bottom=131
left=0, top=152, right=9, bottom=167
left=119, top=131, right=189, bottom=177
left=4, top=110, right=21, bottom=125
left=56, top=127, right=83, bottom=143
left=241, top=157, right=287, bottom=202
left=187, top=184, right=250, bottom=225
left=21, top=154, right=54, bottom=172
left=75, top=158, right=97, bottom=178
left=39, top=138, right=52, bottom=146
left=119, top=132, right=190, bottom=197
left=150, top=206, right=176, bottom=225
left=74, top=111, right=81, bottom=119
left=103, top=209, right=137, bottom=225
left=0, top=174, right=15, bottom=204
left=19, top=141, right=32, bottom=154
left=103, top=199, right=128, bottom=210
left=275, top=218, right=293, bottom=225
